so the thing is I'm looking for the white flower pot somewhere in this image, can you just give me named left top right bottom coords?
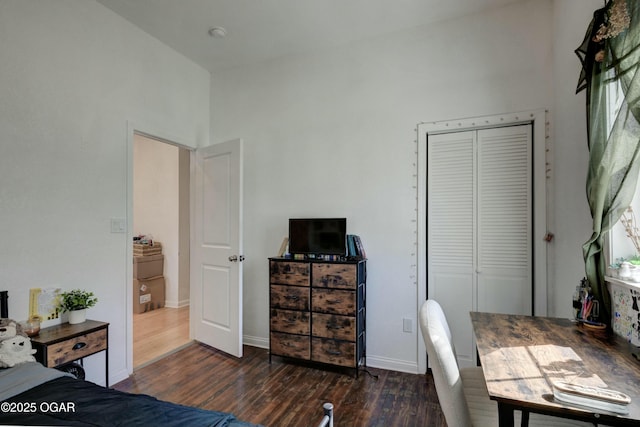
left=68, top=309, right=86, bottom=324
left=619, top=262, right=632, bottom=280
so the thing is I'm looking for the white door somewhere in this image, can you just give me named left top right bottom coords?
left=427, top=130, right=476, bottom=367
left=476, top=126, right=532, bottom=316
left=191, top=139, right=243, bottom=357
left=427, top=125, right=532, bottom=367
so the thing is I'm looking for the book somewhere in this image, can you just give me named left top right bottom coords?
left=277, top=237, right=289, bottom=257
left=354, top=235, right=366, bottom=259
left=347, top=235, right=357, bottom=258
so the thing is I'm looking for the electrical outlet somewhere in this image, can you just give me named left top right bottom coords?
left=403, top=317, right=413, bottom=333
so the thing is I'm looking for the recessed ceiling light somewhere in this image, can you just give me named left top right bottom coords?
left=208, top=27, right=227, bottom=39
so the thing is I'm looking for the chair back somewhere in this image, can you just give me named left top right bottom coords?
left=419, top=300, right=473, bottom=427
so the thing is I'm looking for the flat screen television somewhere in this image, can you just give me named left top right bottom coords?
left=288, top=218, right=347, bottom=256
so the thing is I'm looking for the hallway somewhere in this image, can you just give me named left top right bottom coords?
left=133, top=306, right=191, bottom=368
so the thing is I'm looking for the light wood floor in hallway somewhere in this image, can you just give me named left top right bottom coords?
left=133, top=306, right=191, bottom=368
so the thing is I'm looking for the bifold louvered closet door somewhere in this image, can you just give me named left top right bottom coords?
left=427, top=125, right=532, bottom=367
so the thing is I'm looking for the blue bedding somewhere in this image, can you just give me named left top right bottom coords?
left=0, top=373, right=261, bottom=426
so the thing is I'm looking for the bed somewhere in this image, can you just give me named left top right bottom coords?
left=0, top=291, right=334, bottom=427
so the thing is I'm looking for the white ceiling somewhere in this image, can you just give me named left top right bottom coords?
left=96, top=0, right=523, bottom=72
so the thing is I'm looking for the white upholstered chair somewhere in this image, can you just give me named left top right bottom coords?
left=419, top=300, right=594, bottom=427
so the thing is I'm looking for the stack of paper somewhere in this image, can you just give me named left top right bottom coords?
left=552, top=381, right=631, bottom=414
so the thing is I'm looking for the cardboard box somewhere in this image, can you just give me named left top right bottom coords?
left=133, top=276, right=165, bottom=314
left=133, top=254, right=164, bottom=279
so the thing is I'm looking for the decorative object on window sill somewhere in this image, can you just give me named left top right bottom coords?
left=608, top=258, right=640, bottom=281
left=621, top=206, right=640, bottom=253
left=618, top=261, right=632, bottom=280
left=630, top=264, right=640, bottom=282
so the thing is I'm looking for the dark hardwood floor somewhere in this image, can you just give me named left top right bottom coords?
left=114, top=343, right=445, bottom=427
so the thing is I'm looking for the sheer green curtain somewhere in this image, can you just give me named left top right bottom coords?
left=576, top=0, right=640, bottom=327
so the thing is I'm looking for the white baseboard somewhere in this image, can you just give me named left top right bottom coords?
left=365, top=355, right=420, bottom=374
left=164, top=299, right=190, bottom=309
left=109, top=368, right=129, bottom=387
left=243, top=335, right=268, bottom=349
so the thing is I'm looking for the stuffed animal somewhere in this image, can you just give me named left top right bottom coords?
left=0, top=335, right=36, bottom=368
left=0, top=319, right=26, bottom=341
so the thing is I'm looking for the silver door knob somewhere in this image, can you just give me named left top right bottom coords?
left=229, top=255, right=238, bottom=262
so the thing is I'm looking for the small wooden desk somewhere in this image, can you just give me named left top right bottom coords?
left=31, top=320, right=109, bottom=387
left=471, top=312, right=640, bottom=427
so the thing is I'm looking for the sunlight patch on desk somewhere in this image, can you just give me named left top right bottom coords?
left=482, top=346, right=542, bottom=382
left=528, top=344, right=608, bottom=389
left=481, top=346, right=549, bottom=399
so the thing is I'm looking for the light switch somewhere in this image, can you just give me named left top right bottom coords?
left=110, top=218, right=126, bottom=233
left=403, top=317, right=413, bottom=333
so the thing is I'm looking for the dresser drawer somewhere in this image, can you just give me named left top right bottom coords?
left=312, top=264, right=357, bottom=289
left=270, top=332, right=310, bottom=360
left=312, top=337, right=356, bottom=367
left=312, top=313, right=355, bottom=341
left=271, top=309, right=310, bottom=335
left=270, top=261, right=310, bottom=286
left=270, top=285, right=310, bottom=311
left=45, top=329, right=107, bottom=367
left=312, top=288, right=355, bottom=315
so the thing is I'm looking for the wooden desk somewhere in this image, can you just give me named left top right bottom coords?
left=31, top=320, right=109, bottom=387
left=471, top=312, right=640, bottom=427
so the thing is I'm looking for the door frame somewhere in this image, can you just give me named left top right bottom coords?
left=416, top=109, right=549, bottom=373
left=125, top=121, right=195, bottom=375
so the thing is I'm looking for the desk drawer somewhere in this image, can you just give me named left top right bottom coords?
left=46, top=329, right=107, bottom=367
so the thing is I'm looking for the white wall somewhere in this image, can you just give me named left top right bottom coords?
left=0, top=0, right=605, bottom=380
left=551, top=0, right=603, bottom=316
left=0, top=0, right=209, bottom=385
left=211, top=0, right=563, bottom=372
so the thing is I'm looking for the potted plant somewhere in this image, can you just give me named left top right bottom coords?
left=58, top=289, right=98, bottom=324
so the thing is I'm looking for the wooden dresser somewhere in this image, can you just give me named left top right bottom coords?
left=269, top=257, right=366, bottom=376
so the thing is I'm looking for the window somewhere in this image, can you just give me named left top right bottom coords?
left=607, top=78, right=640, bottom=282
